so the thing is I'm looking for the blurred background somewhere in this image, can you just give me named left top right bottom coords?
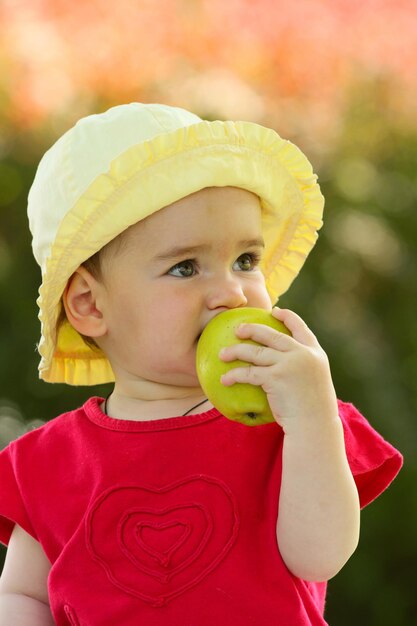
left=0, top=0, right=416, bottom=623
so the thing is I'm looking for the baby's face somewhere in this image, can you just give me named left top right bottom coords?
left=98, top=186, right=272, bottom=388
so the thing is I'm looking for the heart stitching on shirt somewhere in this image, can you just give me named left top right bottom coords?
left=85, top=475, right=240, bottom=607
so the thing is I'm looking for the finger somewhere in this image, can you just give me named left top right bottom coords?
left=272, top=307, right=319, bottom=347
left=235, top=321, right=295, bottom=352
left=219, top=343, right=278, bottom=366
left=221, top=364, right=267, bottom=387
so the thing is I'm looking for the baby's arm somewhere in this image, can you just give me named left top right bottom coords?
left=277, top=411, right=359, bottom=581
left=220, top=307, right=360, bottom=581
left=0, top=524, right=54, bottom=625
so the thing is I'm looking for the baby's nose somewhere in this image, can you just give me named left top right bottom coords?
left=206, top=275, right=248, bottom=310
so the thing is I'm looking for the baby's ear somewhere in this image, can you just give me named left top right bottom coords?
left=63, top=266, right=107, bottom=338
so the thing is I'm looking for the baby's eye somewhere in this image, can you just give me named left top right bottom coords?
left=233, top=252, right=261, bottom=271
left=168, top=260, right=197, bottom=277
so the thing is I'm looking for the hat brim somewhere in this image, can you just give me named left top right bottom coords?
left=37, top=119, right=324, bottom=385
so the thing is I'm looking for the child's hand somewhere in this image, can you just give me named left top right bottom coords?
left=219, top=308, right=339, bottom=432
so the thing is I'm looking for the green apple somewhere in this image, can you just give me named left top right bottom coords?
left=196, top=307, right=291, bottom=426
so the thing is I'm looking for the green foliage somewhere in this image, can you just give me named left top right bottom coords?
left=0, top=93, right=415, bottom=623
left=280, top=93, right=417, bottom=624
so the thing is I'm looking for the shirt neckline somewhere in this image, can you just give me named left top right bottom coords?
left=84, top=396, right=222, bottom=432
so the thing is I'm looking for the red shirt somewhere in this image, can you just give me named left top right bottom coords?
left=0, top=398, right=402, bottom=625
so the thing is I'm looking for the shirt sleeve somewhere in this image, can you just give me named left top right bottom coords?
left=338, top=400, right=403, bottom=508
left=0, top=441, right=37, bottom=545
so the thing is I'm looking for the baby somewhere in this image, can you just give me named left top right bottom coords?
left=0, top=104, right=402, bottom=625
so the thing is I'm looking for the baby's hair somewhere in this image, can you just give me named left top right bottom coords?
left=82, top=248, right=104, bottom=282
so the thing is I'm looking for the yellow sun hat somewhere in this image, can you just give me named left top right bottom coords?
left=27, top=103, right=324, bottom=386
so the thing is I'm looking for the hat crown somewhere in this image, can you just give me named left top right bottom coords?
left=28, top=103, right=202, bottom=268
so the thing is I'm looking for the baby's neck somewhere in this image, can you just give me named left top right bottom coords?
left=102, top=383, right=211, bottom=421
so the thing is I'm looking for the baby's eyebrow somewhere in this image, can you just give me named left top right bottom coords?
left=153, top=238, right=265, bottom=262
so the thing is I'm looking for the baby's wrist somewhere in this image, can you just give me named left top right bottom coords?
left=280, top=409, right=342, bottom=439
